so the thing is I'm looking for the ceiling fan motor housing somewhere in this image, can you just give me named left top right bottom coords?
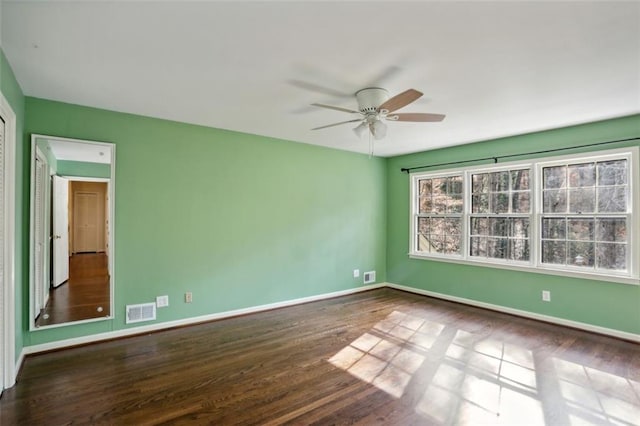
left=356, top=88, right=389, bottom=113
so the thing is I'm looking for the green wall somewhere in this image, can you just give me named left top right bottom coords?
left=57, top=160, right=111, bottom=178
left=23, top=97, right=387, bottom=345
left=1, top=50, right=26, bottom=361
left=386, top=115, right=640, bottom=334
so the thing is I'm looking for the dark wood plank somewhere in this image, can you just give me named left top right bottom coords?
left=35, top=253, right=110, bottom=327
left=3, top=288, right=639, bottom=425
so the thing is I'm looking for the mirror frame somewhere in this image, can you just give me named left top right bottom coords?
left=29, top=134, right=115, bottom=330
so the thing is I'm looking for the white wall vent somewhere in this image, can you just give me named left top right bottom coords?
left=126, top=303, right=156, bottom=324
left=363, top=271, right=376, bottom=284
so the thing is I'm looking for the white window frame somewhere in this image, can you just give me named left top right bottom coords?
left=409, top=146, right=639, bottom=286
left=412, top=171, right=465, bottom=259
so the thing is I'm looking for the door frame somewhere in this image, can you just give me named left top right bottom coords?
left=1, top=91, right=17, bottom=391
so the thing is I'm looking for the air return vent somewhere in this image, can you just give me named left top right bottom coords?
left=363, top=271, right=376, bottom=284
left=126, top=303, right=156, bottom=324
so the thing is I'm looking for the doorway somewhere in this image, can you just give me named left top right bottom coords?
left=38, top=179, right=109, bottom=327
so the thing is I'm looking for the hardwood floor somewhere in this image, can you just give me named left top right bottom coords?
left=35, top=253, right=110, bottom=327
left=3, top=288, right=639, bottom=425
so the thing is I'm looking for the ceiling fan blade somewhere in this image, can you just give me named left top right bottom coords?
left=288, top=79, right=352, bottom=98
left=312, top=119, right=363, bottom=130
left=387, top=113, right=446, bottom=122
left=377, top=89, right=423, bottom=113
left=311, top=103, right=361, bottom=114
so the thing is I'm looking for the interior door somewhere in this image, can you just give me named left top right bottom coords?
left=73, top=192, right=99, bottom=253
left=52, top=176, right=69, bottom=287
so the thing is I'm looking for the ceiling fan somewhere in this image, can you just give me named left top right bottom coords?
left=311, top=88, right=445, bottom=140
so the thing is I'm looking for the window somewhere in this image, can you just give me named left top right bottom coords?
left=415, top=174, right=462, bottom=256
left=469, top=168, right=531, bottom=262
left=410, top=147, right=638, bottom=284
left=540, top=158, right=629, bottom=272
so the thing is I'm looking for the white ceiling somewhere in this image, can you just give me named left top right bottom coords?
left=2, top=1, right=639, bottom=157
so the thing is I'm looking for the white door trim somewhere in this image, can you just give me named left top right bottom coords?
left=0, top=91, right=17, bottom=390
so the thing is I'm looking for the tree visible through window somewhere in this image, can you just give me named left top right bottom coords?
left=541, top=159, right=628, bottom=271
left=470, top=169, right=531, bottom=261
left=417, top=175, right=462, bottom=255
left=410, top=148, right=637, bottom=282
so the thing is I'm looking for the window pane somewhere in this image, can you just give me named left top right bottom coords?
left=567, top=219, right=594, bottom=241
left=472, top=173, right=489, bottom=193
left=568, top=188, right=595, bottom=213
left=445, top=218, right=461, bottom=235
left=510, top=218, right=530, bottom=238
left=487, top=238, right=508, bottom=259
left=490, top=193, right=509, bottom=213
left=567, top=241, right=594, bottom=267
left=543, top=189, right=567, bottom=213
left=597, top=187, right=626, bottom=212
left=596, top=219, right=626, bottom=242
left=417, top=234, right=431, bottom=252
left=444, top=235, right=461, bottom=255
left=430, top=235, right=445, bottom=253
left=596, top=243, right=626, bottom=270
left=509, top=239, right=530, bottom=261
left=430, top=217, right=444, bottom=234
left=471, top=217, right=489, bottom=236
left=543, top=166, right=566, bottom=189
left=448, top=194, right=463, bottom=213
left=419, top=179, right=432, bottom=196
left=431, top=178, right=446, bottom=195
left=568, top=163, right=595, bottom=187
left=418, top=218, right=429, bottom=234
left=511, top=169, right=529, bottom=190
left=470, top=236, right=487, bottom=257
left=512, top=192, right=530, bottom=213
left=598, top=160, right=627, bottom=186
left=472, top=194, right=489, bottom=213
left=448, top=176, right=463, bottom=195
left=542, top=218, right=566, bottom=239
left=433, top=195, right=447, bottom=214
left=490, top=171, right=509, bottom=192
left=542, top=241, right=566, bottom=264
left=490, top=218, right=508, bottom=237
left=419, top=196, right=432, bottom=213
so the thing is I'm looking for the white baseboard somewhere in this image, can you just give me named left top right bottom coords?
left=22, top=280, right=638, bottom=356
left=24, top=283, right=386, bottom=355
left=386, top=282, right=640, bottom=343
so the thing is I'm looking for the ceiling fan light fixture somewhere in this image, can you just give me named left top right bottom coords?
left=371, top=119, right=387, bottom=140
left=353, top=121, right=368, bottom=138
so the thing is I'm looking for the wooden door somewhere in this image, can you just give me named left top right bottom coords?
left=73, top=192, right=99, bottom=253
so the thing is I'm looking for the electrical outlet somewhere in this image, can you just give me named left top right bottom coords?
left=156, top=295, right=169, bottom=308
left=185, top=292, right=193, bottom=303
left=353, top=269, right=360, bottom=278
left=542, top=290, right=551, bottom=302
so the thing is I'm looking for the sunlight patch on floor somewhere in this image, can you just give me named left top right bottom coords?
left=328, top=311, right=434, bottom=398
left=416, top=332, right=543, bottom=424
left=553, top=357, right=640, bottom=425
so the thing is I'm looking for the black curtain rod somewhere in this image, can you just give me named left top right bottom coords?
left=400, top=136, right=640, bottom=173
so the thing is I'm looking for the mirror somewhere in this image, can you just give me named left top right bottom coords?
left=29, top=134, right=115, bottom=330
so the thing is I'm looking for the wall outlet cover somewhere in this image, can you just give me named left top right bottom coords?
left=156, top=295, right=169, bottom=308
